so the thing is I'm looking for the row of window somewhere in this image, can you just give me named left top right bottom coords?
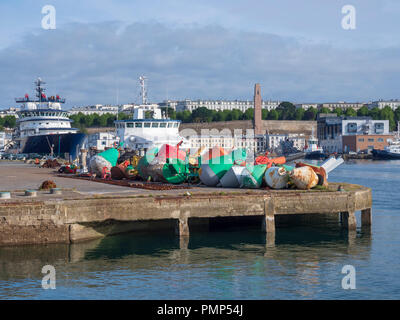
left=347, top=122, right=384, bottom=133
left=116, top=122, right=179, bottom=129
left=19, top=112, right=68, bottom=118
left=358, top=138, right=385, bottom=142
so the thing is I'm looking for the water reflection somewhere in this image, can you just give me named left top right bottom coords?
left=0, top=223, right=371, bottom=282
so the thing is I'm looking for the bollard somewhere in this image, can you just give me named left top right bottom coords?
left=50, top=188, right=62, bottom=195
left=25, top=190, right=37, bottom=197
left=0, top=192, right=11, bottom=199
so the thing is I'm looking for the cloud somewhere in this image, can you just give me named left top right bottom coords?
left=0, top=21, right=399, bottom=108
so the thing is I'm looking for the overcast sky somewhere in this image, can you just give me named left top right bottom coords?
left=0, top=0, right=399, bottom=108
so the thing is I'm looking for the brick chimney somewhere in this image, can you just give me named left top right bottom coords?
left=253, top=83, right=262, bottom=135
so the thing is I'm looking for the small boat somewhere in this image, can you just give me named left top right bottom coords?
left=372, top=142, right=400, bottom=160
left=304, top=128, right=327, bottom=160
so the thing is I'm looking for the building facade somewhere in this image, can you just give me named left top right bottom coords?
left=175, top=99, right=280, bottom=113
left=317, top=114, right=391, bottom=153
left=70, top=104, right=119, bottom=115
left=366, top=100, right=400, bottom=110
left=319, top=102, right=365, bottom=111
left=0, top=107, right=19, bottom=118
left=188, top=134, right=267, bottom=154
left=294, top=103, right=319, bottom=110
left=265, top=134, right=305, bottom=151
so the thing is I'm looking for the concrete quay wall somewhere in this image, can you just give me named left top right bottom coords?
left=0, top=184, right=372, bottom=246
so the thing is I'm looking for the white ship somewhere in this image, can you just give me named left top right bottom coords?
left=14, top=78, right=85, bottom=158
left=115, top=76, right=189, bottom=153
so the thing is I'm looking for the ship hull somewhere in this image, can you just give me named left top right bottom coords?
left=372, top=149, right=400, bottom=160
left=20, top=133, right=86, bottom=159
left=304, top=151, right=327, bottom=160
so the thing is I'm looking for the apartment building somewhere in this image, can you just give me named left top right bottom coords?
left=188, top=134, right=267, bottom=154
left=366, top=100, right=400, bottom=110
left=70, top=104, right=119, bottom=115
left=176, top=99, right=280, bottom=113
left=317, top=114, right=391, bottom=153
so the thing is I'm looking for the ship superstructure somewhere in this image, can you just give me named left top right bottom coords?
left=14, top=78, right=85, bottom=158
left=115, top=76, right=189, bottom=154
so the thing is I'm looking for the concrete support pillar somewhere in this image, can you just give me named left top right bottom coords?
left=265, top=232, right=275, bottom=247
left=179, top=235, right=189, bottom=250
left=262, top=197, right=275, bottom=233
left=361, top=208, right=372, bottom=227
left=175, top=217, right=189, bottom=237
left=341, top=211, right=357, bottom=231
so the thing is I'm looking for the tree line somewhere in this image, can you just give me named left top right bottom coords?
left=1, top=103, right=399, bottom=132
left=0, top=115, right=17, bottom=131
left=163, top=102, right=400, bottom=131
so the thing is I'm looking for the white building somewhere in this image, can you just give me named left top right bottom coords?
left=0, top=107, right=19, bottom=118
left=0, top=131, right=6, bottom=149
left=188, top=134, right=267, bottom=154
left=70, top=104, right=118, bottom=115
left=317, top=115, right=390, bottom=153
left=294, top=103, right=319, bottom=110
left=158, top=100, right=178, bottom=110
left=367, top=100, right=400, bottom=110
left=319, top=102, right=365, bottom=111
left=120, top=104, right=160, bottom=116
left=176, top=99, right=280, bottom=113
left=265, top=134, right=306, bottom=151
left=87, top=132, right=119, bottom=151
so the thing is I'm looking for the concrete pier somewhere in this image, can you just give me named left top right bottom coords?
left=0, top=162, right=373, bottom=246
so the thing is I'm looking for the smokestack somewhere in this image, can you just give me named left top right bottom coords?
left=253, top=83, right=262, bottom=135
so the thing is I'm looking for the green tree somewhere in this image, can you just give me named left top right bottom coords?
left=294, top=108, right=305, bottom=120
left=357, top=105, right=369, bottom=117
left=318, top=107, right=331, bottom=114
left=2, top=115, right=16, bottom=128
left=368, top=107, right=380, bottom=120
left=304, top=107, right=318, bottom=120
left=379, top=106, right=395, bottom=131
left=277, top=101, right=296, bottom=120
left=267, top=109, right=279, bottom=120
left=333, top=108, right=343, bottom=117
left=176, top=110, right=192, bottom=123
left=262, top=109, right=269, bottom=120
left=160, top=107, right=176, bottom=119
left=394, top=106, right=400, bottom=131
left=191, top=107, right=213, bottom=122
left=345, top=107, right=357, bottom=117
left=107, top=115, right=116, bottom=126
left=243, top=108, right=254, bottom=120
left=228, top=109, right=243, bottom=121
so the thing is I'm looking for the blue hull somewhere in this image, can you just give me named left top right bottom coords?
left=21, top=133, right=86, bottom=159
left=372, top=149, right=400, bottom=160
left=305, top=151, right=327, bottom=160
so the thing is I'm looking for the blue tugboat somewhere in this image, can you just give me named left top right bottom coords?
left=304, top=129, right=327, bottom=160
left=14, top=78, right=85, bottom=159
left=372, top=141, right=400, bottom=159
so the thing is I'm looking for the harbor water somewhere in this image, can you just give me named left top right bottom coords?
left=0, top=160, right=399, bottom=299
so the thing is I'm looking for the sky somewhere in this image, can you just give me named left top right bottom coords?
left=0, top=0, right=399, bottom=109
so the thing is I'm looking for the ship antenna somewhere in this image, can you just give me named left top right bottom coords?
left=35, top=77, right=46, bottom=107
left=139, top=76, right=148, bottom=105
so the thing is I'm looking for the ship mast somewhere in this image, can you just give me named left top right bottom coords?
left=139, top=76, right=148, bottom=105
left=15, top=78, right=65, bottom=105
left=35, top=78, right=46, bottom=107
